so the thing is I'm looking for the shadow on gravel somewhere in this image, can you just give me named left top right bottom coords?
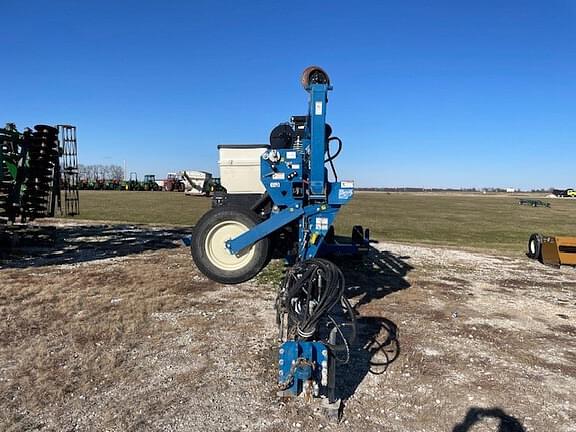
left=332, top=245, right=412, bottom=402
left=335, top=316, right=399, bottom=401
left=0, top=223, right=190, bottom=268
left=340, top=245, right=413, bottom=309
left=452, top=407, right=526, bottom=432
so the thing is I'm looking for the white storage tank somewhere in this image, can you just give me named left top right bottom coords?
left=182, top=170, right=212, bottom=195
left=218, top=144, right=269, bottom=194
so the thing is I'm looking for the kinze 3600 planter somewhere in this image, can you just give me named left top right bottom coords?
left=189, top=67, right=367, bottom=414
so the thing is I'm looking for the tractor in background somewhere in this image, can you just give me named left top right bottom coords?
left=143, top=174, right=161, bottom=191
left=125, top=172, right=142, bottom=191
left=163, top=173, right=185, bottom=192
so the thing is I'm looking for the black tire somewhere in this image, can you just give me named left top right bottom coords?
left=527, top=233, right=542, bottom=260
left=191, top=206, right=271, bottom=284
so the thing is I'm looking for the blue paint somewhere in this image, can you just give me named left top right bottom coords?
left=227, top=206, right=304, bottom=254
left=278, top=341, right=328, bottom=396
left=308, top=84, right=330, bottom=197
left=224, top=75, right=362, bottom=262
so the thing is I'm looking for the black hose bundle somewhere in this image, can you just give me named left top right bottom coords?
left=277, top=258, right=356, bottom=362
left=325, top=136, right=342, bottom=181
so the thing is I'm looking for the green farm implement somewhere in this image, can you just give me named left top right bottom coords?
left=519, top=199, right=550, bottom=208
left=0, top=123, right=79, bottom=225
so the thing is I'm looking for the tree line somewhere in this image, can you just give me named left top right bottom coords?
left=79, top=164, right=124, bottom=181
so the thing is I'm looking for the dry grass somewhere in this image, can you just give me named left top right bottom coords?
left=0, top=248, right=214, bottom=430
left=336, top=192, right=576, bottom=253
left=1, top=222, right=575, bottom=431
left=72, top=191, right=211, bottom=225
left=71, top=191, right=576, bottom=254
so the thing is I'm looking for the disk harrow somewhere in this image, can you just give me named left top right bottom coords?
left=0, top=122, right=79, bottom=225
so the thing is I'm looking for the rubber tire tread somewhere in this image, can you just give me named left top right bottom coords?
left=191, top=206, right=270, bottom=284
left=527, top=233, right=542, bottom=260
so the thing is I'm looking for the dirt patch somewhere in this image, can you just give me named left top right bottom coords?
left=1, top=221, right=575, bottom=431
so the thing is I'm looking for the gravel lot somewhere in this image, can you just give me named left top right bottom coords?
left=1, top=221, right=575, bottom=431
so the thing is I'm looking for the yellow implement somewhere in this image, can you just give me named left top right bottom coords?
left=527, top=233, right=576, bottom=267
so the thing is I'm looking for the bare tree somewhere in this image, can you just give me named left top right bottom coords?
left=108, top=165, right=124, bottom=180
left=86, top=165, right=96, bottom=181
left=77, top=164, right=125, bottom=181
left=95, top=165, right=105, bottom=180
left=79, top=164, right=89, bottom=180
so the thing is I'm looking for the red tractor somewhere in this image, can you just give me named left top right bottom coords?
left=163, top=173, right=185, bottom=192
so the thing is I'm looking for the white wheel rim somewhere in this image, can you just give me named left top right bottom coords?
left=529, top=240, right=536, bottom=254
left=205, top=220, right=255, bottom=271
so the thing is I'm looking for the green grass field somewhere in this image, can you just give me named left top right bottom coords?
left=71, top=191, right=576, bottom=255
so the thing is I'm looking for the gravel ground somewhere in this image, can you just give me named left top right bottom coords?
left=1, top=222, right=575, bottom=431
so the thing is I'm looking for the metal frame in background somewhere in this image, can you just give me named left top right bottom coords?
left=58, top=125, right=79, bottom=216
